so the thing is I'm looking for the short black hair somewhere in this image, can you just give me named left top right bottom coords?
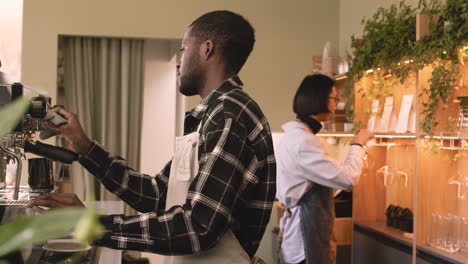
left=189, top=10, right=255, bottom=75
left=293, top=74, right=336, bottom=117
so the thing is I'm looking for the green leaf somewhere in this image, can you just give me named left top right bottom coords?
left=73, top=209, right=104, bottom=245
left=0, top=96, right=31, bottom=139
left=0, top=208, right=87, bottom=256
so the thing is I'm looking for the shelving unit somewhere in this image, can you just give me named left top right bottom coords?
left=342, top=61, right=468, bottom=263
left=316, top=16, right=468, bottom=262
left=317, top=132, right=416, bottom=138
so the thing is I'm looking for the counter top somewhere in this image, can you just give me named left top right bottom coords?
left=354, top=220, right=468, bottom=264
left=417, top=244, right=468, bottom=264
left=26, top=246, right=101, bottom=264
left=353, top=220, right=413, bottom=247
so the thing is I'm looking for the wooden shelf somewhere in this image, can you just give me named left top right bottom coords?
left=333, top=73, right=347, bottom=81
left=430, top=132, right=468, bottom=141
left=318, top=131, right=468, bottom=141
left=317, top=132, right=354, bottom=137
left=317, top=132, right=417, bottom=139
left=344, top=15, right=468, bottom=264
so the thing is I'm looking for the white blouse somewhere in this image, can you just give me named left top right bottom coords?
left=276, top=120, right=365, bottom=263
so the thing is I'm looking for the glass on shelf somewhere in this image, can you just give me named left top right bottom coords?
left=376, top=145, right=410, bottom=188
left=461, top=217, right=468, bottom=252
left=444, top=214, right=461, bottom=253
left=428, top=213, right=462, bottom=253
left=376, top=166, right=409, bottom=188
left=448, top=158, right=468, bottom=199
left=377, top=165, right=393, bottom=187
left=447, top=174, right=467, bottom=199
left=428, top=213, right=443, bottom=248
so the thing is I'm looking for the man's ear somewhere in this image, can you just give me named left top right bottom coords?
left=201, top=40, right=214, bottom=60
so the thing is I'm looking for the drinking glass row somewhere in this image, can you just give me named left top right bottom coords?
left=427, top=213, right=468, bottom=253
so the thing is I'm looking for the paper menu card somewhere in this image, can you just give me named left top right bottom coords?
left=389, top=111, right=397, bottom=132
left=409, top=110, right=416, bottom=133
left=377, top=97, right=395, bottom=133
left=395, top=94, right=414, bottom=133
left=367, top=99, right=380, bottom=132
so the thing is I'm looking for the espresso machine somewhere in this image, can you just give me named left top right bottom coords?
left=0, top=82, right=79, bottom=206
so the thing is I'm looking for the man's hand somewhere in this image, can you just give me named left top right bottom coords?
left=45, top=107, right=92, bottom=155
left=27, top=193, right=85, bottom=212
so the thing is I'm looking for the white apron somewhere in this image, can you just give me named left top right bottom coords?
left=162, top=122, right=251, bottom=264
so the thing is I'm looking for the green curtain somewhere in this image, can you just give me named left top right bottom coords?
left=60, top=36, right=144, bottom=214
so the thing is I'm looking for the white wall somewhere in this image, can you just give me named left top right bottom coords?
left=140, top=39, right=181, bottom=175
left=0, top=0, right=23, bottom=82
left=21, top=0, right=340, bottom=132
left=338, top=0, right=420, bottom=56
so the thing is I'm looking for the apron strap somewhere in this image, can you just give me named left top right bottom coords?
left=196, top=120, right=203, bottom=133
left=277, top=203, right=293, bottom=264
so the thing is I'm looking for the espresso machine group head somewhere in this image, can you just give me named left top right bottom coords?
left=0, top=83, right=79, bottom=205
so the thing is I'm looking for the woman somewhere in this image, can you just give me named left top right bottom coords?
left=276, top=74, right=373, bottom=264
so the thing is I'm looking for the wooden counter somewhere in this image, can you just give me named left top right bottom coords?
left=354, top=220, right=468, bottom=264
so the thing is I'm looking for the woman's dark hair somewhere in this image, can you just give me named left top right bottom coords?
left=293, top=74, right=335, bottom=117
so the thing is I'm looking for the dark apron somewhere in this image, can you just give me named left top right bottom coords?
left=298, top=183, right=335, bottom=264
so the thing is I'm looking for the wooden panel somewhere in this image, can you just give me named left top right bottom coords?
left=416, top=14, right=440, bottom=41
left=417, top=63, right=468, bottom=133
left=353, top=140, right=415, bottom=222
left=353, top=146, right=387, bottom=222
left=354, top=72, right=417, bottom=130
left=384, top=141, right=415, bottom=211
left=334, top=217, right=353, bottom=245
left=416, top=62, right=468, bottom=245
left=416, top=148, right=465, bottom=244
left=353, top=74, right=417, bottom=222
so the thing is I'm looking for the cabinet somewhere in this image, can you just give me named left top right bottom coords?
left=317, top=47, right=468, bottom=264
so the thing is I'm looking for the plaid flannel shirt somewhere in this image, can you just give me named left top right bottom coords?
left=79, top=76, right=276, bottom=258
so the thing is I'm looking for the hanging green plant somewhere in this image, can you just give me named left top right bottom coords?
left=345, top=1, right=417, bottom=123
left=347, top=1, right=417, bottom=82
left=355, top=70, right=396, bottom=121
left=419, top=61, right=461, bottom=134
left=345, top=0, right=468, bottom=136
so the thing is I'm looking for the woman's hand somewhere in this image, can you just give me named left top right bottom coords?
left=353, top=128, right=374, bottom=146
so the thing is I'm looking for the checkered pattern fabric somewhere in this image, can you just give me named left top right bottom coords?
left=80, top=76, right=276, bottom=257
